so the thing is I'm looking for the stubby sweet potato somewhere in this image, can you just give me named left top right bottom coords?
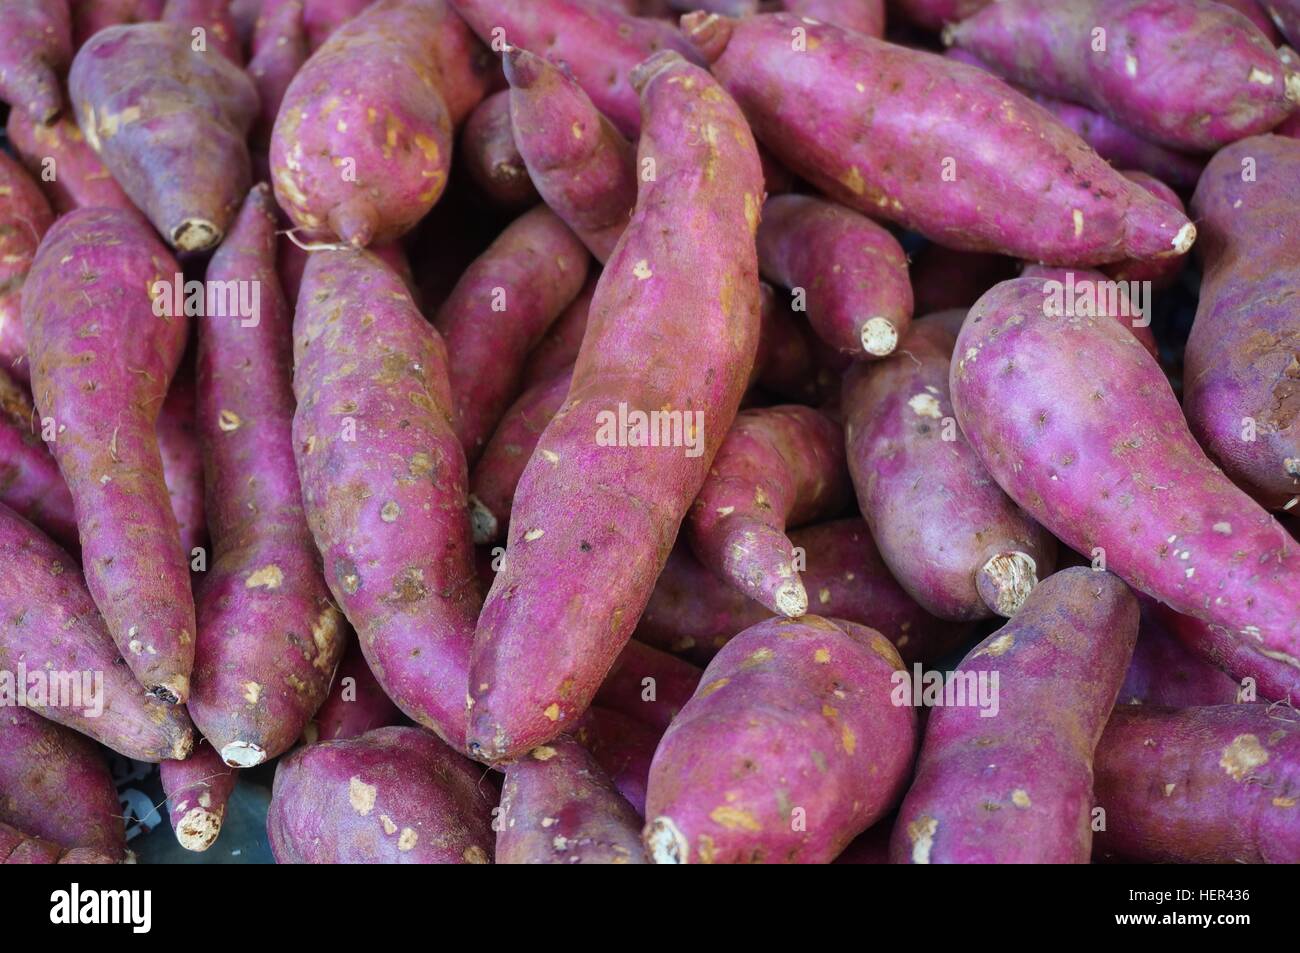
left=301, top=635, right=405, bottom=744
left=0, top=368, right=77, bottom=550
left=248, top=0, right=307, bottom=150
left=645, top=615, right=917, bottom=863
left=573, top=705, right=659, bottom=816
left=23, top=208, right=195, bottom=704
left=467, top=52, right=764, bottom=762
left=0, top=821, right=115, bottom=864
left=1119, top=599, right=1243, bottom=706
left=844, top=317, right=1056, bottom=620
left=504, top=47, right=637, bottom=263
left=163, top=0, right=243, bottom=61
left=687, top=12, right=1196, bottom=265
left=0, top=1, right=72, bottom=123
left=892, top=567, right=1139, bottom=864
left=0, top=151, right=53, bottom=382
left=1093, top=704, right=1299, bottom=863
left=461, top=90, right=539, bottom=209
left=592, top=639, right=702, bottom=732
left=158, top=374, right=207, bottom=561
left=4, top=111, right=134, bottom=215
left=950, top=277, right=1300, bottom=703
left=160, top=742, right=238, bottom=851
left=268, top=726, right=494, bottom=863
left=1186, top=135, right=1300, bottom=509
left=520, top=275, right=595, bottom=389
left=293, top=248, right=479, bottom=749
left=783, top=0, right=883, bottom=35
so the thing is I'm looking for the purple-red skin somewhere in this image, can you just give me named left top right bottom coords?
left=784, top=0, right=884, bottom=35
left=1093, top=703, right=1300, bottom=863
left=833, top=820, right=892, bottom=863
left=0, top=706, right=126, bottom=860
left=0, top=368, right=78, bottom=550
left=520, top=275, right=594, bottom=390
left=268, top=726, right=495, bottom=863
left=497, top=736, right=647, bottom=863
left=752, top=283, right=835, bottom=404
left=1119, top=598, right=1243, bottom=706
left=467, top=52, right=764, bottom=762
left=0, top=821, right=116, bottom=864
left=592, top=639, right=703, bottom=733
left=461, top=89, right=539, bottom=209
left=1155, top=600, right=1300, bottom=703
left=688, top=12, right=1196, bottom=265
left=248, top=0, right=307, bottom=150
left=292, top=248, right=480, bottom=750
left=0, top=151, right=53, bottom=383
left=1104, top=171, right=1189, bottom=289
left=163, top=0, right=244, bottom=61
left=71, top=0, right=165, bottom=48
left=572, top=705, right=659, bottom=816
left=231, top=0, right=263, bottom=46
left=157, top=373, right=207, bottom=561
left=0, top=504, right=195, bottom=761
left=644, top=615, right=917, bottom=864
left=1219, top=0, right=1281, bottom=41
left=688, top=405, right=852, bottom=617
left=448, top=0, right=704, bottom=139
left=1186, top=134, right=1300, bottom=510
left=757, top=195, right=912, bottom=359
left=23, top=208, right=195, bottom=704
left=951, top=276, right=1300, bottom=697
left=845, top=318, right=1057, bottom=621
left=910, top=244, right=1017, bottom=318
left=1016, top=265, right=1160, bottom=359
left=666, top=0, right=756, bottom=12
left=946, top=0, right=1299, bottom=152
left=4, top=111, right=135, bottom=216
left=192, top=186, right=346, bottom=768
left=892, top=567, right=1140, bottom=864
left=893, top=0, right=988, bottom=30
left=434, top=205, right=590, bottom=465
left=504, top=47, right=637, bottom=264
left=160, top=742, right=238, bottom=851
left=1265, top=0, right=1300, bottom=45
left=0, top=0, right=72, bottom=123
left=302, top=634, right=406, bottom=744
left=278, top=234, right=415, bottom=306
left=301, top=0, right=373, bottom=50
left=424, top=0, right=497, bottom=128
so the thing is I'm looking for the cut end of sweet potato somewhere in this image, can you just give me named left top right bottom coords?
left=1171, top=221, right=1197, bottom=256
left=175, top=806, right=224, bottom=852
left=171, top=218, right=222, bottom=252
left=860, top=317, right=898, bottom=357
left=976, top=551, right=1040, bottom=618
left=222, top=740, right=267, bottom=768
left=774, top=578, right=809, bottom=618
left=1285, top=71, right=1300, bottom=103
left=631, top=50, right=685, bottom=94
left=645, top=816, right=689, bottom=864
left=680, top=12, right=732, bottom=65
left=150, top=673, right=191, bottom=706
left=469, top=495, right=499, bottom=545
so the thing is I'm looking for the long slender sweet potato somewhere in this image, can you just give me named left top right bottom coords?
left=951, top=276, right=1300, bottom=701
left=645, top=615, right=917, bottom=863
left=4, top=111, right=135, bottom=215
left=892, top=567, right=1139, bottom=864
left=158, top=374, right=207, bottom=561
left=687, top=12, right=1196, bottom=265
left=248, top=0, right=307, bottom=150
left=1153, top=599, right=1299, bottom=703
left=0, top=151, right=53, bottom=383
left=0, top=821, right=115, bottom=864
left=504, top=47, right=637, bottom=263
left=301, top=635, right=405, bottom=744
left=293, top=248, right=479, bottom=748
left=23, top=208, right=194, bottom=704
left=592, top=639, right=702, bottom=732
left=0, top=369, right=77, bottom=550
left=520, top=275, right=595, bottom=390
left=0, top=1, right=72, bottom=123
left=573, top=705, right=659, bottom=816
left=461, top=90, right=539, bottom=209
left=268, top=726, right=494, bottom=863
left=163, top=0, right=243, bottom=61
left=160, top=742, right=238, bottom=851
left=1093, top=703, right=1299, bottom=863
left=467, top=52, right=764, bottom=762
left=1119, top=599, right=1243, bottom=706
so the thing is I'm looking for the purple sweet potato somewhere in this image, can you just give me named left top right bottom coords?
left=1093, top=703, right=1300, bottom=863
left=434, top=206, right=589, bottom=464
left=1119, top=598, right=1243, bottom=707
left=844, top=317, right=1056, bottom=621
left=0, top=151, right=53, bottom=382
left=1266, top=0, right=1300, bottom=45
left=950, top=276, right=1300, bottom=701
left=461, top=90, right=539, bottom=209
left=268, top=726, right=494, bottom=863
left=1154, top=600, right=1299, bottom=703
left=504, top=47, right=637, bottom=263
left=163, top=0, right=243, bottom=61
left=191, top=186, right=346, bottom=767
left=293, top=248, right=479, bottom=749
left=520, top=275, right=595, bottom=390
left=783, top=0, right=884, bottom=36
left=0, top=1, right=72, bottom=123
left=0, top=504, right=195, bottom=761
left=0, top=368, right=77, bottom=550
left=757, top=195, right=912, bottom=359
left=23, top=208, right=195, bottom=704
left=466, top=52, right=764, bottom=762
left=892, top=567, right=1139, bottom=864
left=592, top=639, right=703, bottom=732
left=1104, top=170, right=1189, bottom=289
left=1220, top=0, right=1281, bottom=41
left=4, top=111, right=135, bottom=215
left=1016, top=265, right=1159, bottom=358
left=645, top=615, right=917, bottom=863
left=300, top=0, right=372, bottom=49
left=248, top=0, right=307, bottom=150
left=751, top=283, right=836, bottom=404
left=157, top=374, right=207, bottom=561
left=0, top=821, right=115, bottom=864
left=573, top=705, right=659, bottom=816
left=160, top=742, right=238, bottom=851
left=666, top=0, right=756, bottom=12
left=893, top=0, right=988, bottom=29
left=687, top=12, right=1196, bottom=265
left=0, top=707, right=126, bottom=860
left=497, top=736, right=647, bottom=863
left=1186, top=134, right=1300, bottom=510
left=688, top=405, right=852, bottom=617
left=72, top=0, right=165, bottom=48
left=301, top=634, right=405, bottom=744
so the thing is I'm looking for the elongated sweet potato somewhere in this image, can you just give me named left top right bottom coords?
left=1153, top=599, right=1299, bottom=703
left=0, top=821, right=115, bottom=864
left=158, top=374, right=207, bottom=561
left=592, top=639, right=702, bottom=732
left=23, top=208, right=194, bottom=704
left=0, top=151, right=53, bottom=383
left=784, top=0, right=883, bottom=35
left=751, top=284, right=836, bottom=404
left=461, top=90, right=539, bottom=209
left=1093, top=703, right=1299, bottom=863
left=4, top=111, right=135, bottom=215
left=302, top=635, right=405, bottom=744
left=520, top=275, right=595, bottom=389
left=1104, top=171, right=1189, bottom=289
left=645, top=615, right=916, bottom=863
left=0, top=504, right=195, bottom=761
left=1119, top=599, right=1243, bottom=706
left=504, top=46, right=637, bottom=263
left=160, top=742, right=238, bottom=851
left=467, top=52, right=764, bottom=762
left=951, top=276, right=1300, bottom=702
left=0, top=369, right=77, bottom=550
left=688, top=12, right=1195, bottom=265
left=163, top=0, right=243, bottom=61
left=573, top=706, right=659, bottom=816
left=1186, top=135, right=1300, bottom=510
left=293, top=248, right=479, bottom=749
left=248, top=0, right=307, bottom=149
left=268, top=726, right=494, bottom=863
left=0, top=1, right=72, bottom=123
left=844, top=317, right=1056, bottom=620
left=892, top=567, right=1139, bottom=864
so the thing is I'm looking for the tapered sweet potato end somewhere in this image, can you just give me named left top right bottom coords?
left=976, top=551, right=1040, bottom=618
left=680, top=12, right=735, bottom=64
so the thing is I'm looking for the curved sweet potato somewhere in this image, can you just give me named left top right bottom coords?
left=158, top=373, right=207, bottom=561
left=1120, top=599, right=1243, bottom=707
left=592, top=639, right=702, bottom=732
left=572, top=706, right=659, bottom=816
left=248, top=0, right=307, bottom=149
left=520, top=275, right=595, bottom=390
left=301, top=634, right=405, bottom=744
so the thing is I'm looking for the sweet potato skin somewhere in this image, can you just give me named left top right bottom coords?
left=892, top=567, right=1139, bottom=864
left=0, top=152, right=53, bottom=383
left=783, top=0, right=884, bottom=36
left=0, top=368, right=78, bottom=550
left=466, top=52, right=765, bottom=762
left=0, top=0, right=72, bottom=123
left=592, top=639, right=702, bottom=732
left=302, top=634, right=405, bottom=744
left=301, top=0, right=373, bottom=50
left=573, top=705, right=658, bottom=816
left=645, top=615, right=917, bottom=863
left=1104, top=171, right=1189, bottom=289
left=71, top=0, right=166, bottom=48
left=158, top=374, right=207, bottom=561
left=1119, top=599, right=1243, bottom=707
left=1016, top=265, right=1159, bottom=358
left=248, top=0, right=307, bottom=149
left=268, top=726, right=494, bottom=863
left=0, top=821, right=116, bottom=864
left=894, top=0, right=988, bottom=29
left=1266, top=0, right=1300, bottom=45
left=160, top=742, right=238, bottom=851
left=520, top=276, right=594, bottom=389
left=461, top=90, right=539, bottom=209
left=163, top=0, right=243, bottom=61
left=4, top=111, right=135, bottom=216
left=1186, top=134, right=1300, bottom=509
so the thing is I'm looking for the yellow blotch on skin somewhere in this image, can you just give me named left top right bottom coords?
left=975, top=633, right=1015, bottom=658
left=1220, top=734, right=1269, bottom=781
left=841, top=724, right=856, bottom=755
left=543, top=703, right=561, bottom=722
left=245, top=565, right=284, bottom=590
left=841, top=166, right=866, bottom=196
left=908, top=816, right=937, bottom=864
left=349, top=776, right=377, bottom=815
left=1011, top=789, right=1031, bottom=808
left=632, top=260, right=653, bottom=280
left=397, top=828, right=418, bottom=851
left=531, top=746, right=558, bottom=761
left=814, top=648, right=831, bottom=664
left=697, top=677, right=730, bottom=698
left=709, top=805, right=761, bottom=831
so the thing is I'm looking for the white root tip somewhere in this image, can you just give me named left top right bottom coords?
left=176, top=807, right=224, bottom=852
left=171, top=219, right=221, bottom=253
left=774, top=578, right=808, bottom=618
left=221, top=740, right=267, bottom=768
left=1286, top=71, right=1300, bottom=103
left=469, top=495, right=499, bottom=545
left=1171, top=221, right=1197, bottom=255
left=861, top=317, right=899, bottom=357
left=978, top=551, right=1039, bottom=618
left=645, top=817, right=689, bottom=864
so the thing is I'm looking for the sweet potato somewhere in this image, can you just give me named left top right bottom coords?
left=157, top=374, right=207, bottom=561
left=301, top=0, right=372, bottom=49
left=22, top=208, right=194, bottom=704
left=520, top=275, right=595, bottom=389
left=893, top=0, right=988, bottom=29
left=0, top=707, right=126, bottom=860
left=687, top=12, right=1196, bottom=265
left=1186, top=135, right=1300, bottom=510
left=293, top=248, right=479, bottom=749
left=592, top=639, right=702, bottom=732
left=504, top=47, right=637, bottom=263
left=573, top=706, right=658, bottom=816
left=666, top=0, right=756, bottom=12
left=497, top=737, right=647, bottom=863
left=0, top=504, right=195, bottom=761
left=845, top=317, right=1056, bottom=621
left=946, top=0, right=1298, bottom=152
left=71, top=0, right=165, bottom=47
left=1104, top=171, right=1189, bottom=290
left=467, top=52, right=764, bottom=762
left=191, top=186, right=346, bottom=767
left=909, top=244, right=1017, bottom=317
left=645, top=615, right=917, bottom=863
left=783, top=0, right=884, bottom=35
left=1016, top=265, right=1159, bottom=358
left=268, top=726, right=494, bottom=863
left=461, top=90, right=538, bottom=209
left=892, top=567, right=1139, bottom=864
left=1119, top=599, right=1243, bottom=706
left=1266, top=0, right=1300, bottom=45
left=751, top=284, right=836, bottom=404
left=4, top=111, right=135, bottom=215
left=0, top=0, right=72, bottom=123
left=0, top=368, right=77, bottom=550
left=0, top=151, right=53, bottom=382
left=163, top=0, right=243, bottom=61
left=1219, top=0, right=1281, bottom=41
left=301, top=635, right=405, bottom=744
left=160, top=742, right=238, bottom=851
left=1154, top=599, right=1299, bottom=703
left=248, top=0, right=307, bottom=149
left=1093, top=703, right=1300, bottom=863
left=950, top=276, right=1300, bottom=702
left=0, top=821, right=115, bottom=864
